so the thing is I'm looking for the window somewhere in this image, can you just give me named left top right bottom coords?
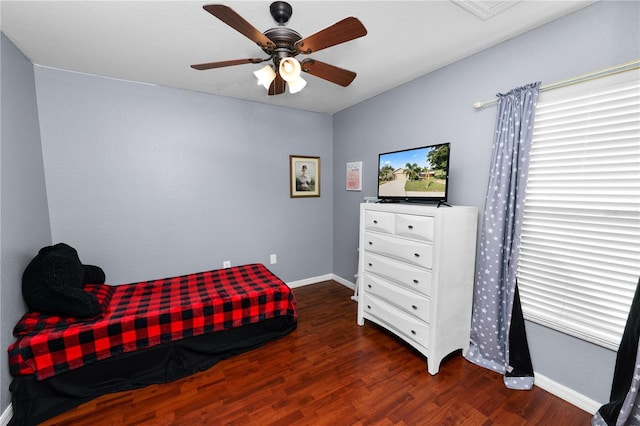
left=517, top=68, right=640, bottom=350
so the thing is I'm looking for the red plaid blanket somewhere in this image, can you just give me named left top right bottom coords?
left=8, top=263, right=297, bottom=380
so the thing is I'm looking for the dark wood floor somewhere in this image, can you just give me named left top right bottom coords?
left=43, top=281, right=592, bottom=425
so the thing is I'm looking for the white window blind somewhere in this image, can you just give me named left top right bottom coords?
left=517, top=68, right=640, bottom=351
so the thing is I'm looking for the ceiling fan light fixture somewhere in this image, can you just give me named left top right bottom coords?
left=287, top=76, right=307, bottom=94
left=254, top=65, right=277, bottom=89
left=279, top=57, right=302, bottom=82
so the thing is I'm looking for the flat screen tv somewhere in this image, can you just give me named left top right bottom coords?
left=377, top=143, right=451, bottom=204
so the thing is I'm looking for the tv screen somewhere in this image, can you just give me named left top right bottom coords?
left=377, top=143, right=450, bottom=204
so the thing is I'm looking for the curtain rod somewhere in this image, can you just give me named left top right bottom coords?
left=472, top=58, right=640, bottom=109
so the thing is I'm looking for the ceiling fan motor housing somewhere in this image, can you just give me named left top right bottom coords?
left=263, top=27, right=301, bottom=62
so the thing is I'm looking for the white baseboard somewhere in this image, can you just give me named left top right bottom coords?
left=286, top=274, right=355, bottom=291
left=286, top=273, right=333, bottom=288
left=1, top=404, right=13, bottom=426
left=329, top=274, right=355, bottom=291
left=534, top=372, right=602, bottom=415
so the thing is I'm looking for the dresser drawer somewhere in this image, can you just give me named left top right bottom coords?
left=395, top=214, right=434, bottom=242
left=363, top=210, right=395, bottom=234
left=363, top=231, right=433, bottom=268
left=363, top=252, right=432, bottom=296
left=363, top=293, right=430, bottom=348
left=363, top=274, right=431, bottom=323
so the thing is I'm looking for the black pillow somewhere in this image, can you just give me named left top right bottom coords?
left=22, top=243, right=106, bottom=318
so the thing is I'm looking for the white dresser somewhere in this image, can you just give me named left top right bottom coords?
left=356, top=202, right=478, bottom=375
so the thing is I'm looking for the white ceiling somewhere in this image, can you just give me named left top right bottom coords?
left=1, top=0, right=596, bottom=114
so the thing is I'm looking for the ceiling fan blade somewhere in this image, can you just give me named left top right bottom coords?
left=268, top=73, right=286, bottom=96
left=295, top=17, right=367, bottom=54
left=191, top=58, right=267, bottom=70
left=203, top=5, right=275, bottom=50
left=301, top=59, right=357, bottom=87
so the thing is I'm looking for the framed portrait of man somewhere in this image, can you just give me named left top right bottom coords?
left=290, top=155, right=320, bottom=198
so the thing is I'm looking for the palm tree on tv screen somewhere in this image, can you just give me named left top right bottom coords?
left=404, top=163, right=421, bottom=181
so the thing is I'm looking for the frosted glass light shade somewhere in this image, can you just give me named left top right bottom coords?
left=253, top=65, right=276, bottom=89
left=287, top=76, right=307, bottom=94
left=279, top=57, right=302, bottom=82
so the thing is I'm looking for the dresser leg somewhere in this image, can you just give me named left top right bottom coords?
left=427, top=359, right=440, bottom=375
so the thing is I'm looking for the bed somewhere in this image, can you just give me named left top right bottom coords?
left=8, top=263, right=297, bottom=426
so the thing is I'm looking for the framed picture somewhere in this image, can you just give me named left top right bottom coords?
left=346, top=161, right=362, bottom=191
left=290, top=155, right=320, bottom=198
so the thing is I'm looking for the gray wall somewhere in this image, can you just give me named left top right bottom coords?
left=34, top=67, right=333, bottom=285
left=332, top=0, right=639, bottom=404
left=0, top=34, right=52, bottom=411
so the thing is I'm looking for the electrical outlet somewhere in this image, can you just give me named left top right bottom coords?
left=223, top=260, right=231, bottom=268
left=270, top=254, right=277, bottom=264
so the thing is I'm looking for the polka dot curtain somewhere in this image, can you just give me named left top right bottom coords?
left=465, top=82, right=540, bottom=390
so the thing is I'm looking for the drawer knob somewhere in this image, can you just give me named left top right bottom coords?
left=373, top=220, right=378, bottom=224
left=408, top=225, right=414, bottom=230
left=411, top=330, right=417, bottom=335
left=414, top=253, right=420, bottom=258
left=413, top=279, right=419, bottom=284
left=367, top=305, right=371, bottom=309
left=368, top=241, right=373, bottom=245
left=369, top=263, right=373, bottom=267
left=412, top=305, right=418, bottom=310
left=368, top=284, right=372, bottom=288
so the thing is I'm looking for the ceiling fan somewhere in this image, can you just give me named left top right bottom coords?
left=191, top=2, right=367, bottom=95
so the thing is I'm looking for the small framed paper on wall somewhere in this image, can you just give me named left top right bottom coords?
left=346, top=161, right=362, bottom=191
